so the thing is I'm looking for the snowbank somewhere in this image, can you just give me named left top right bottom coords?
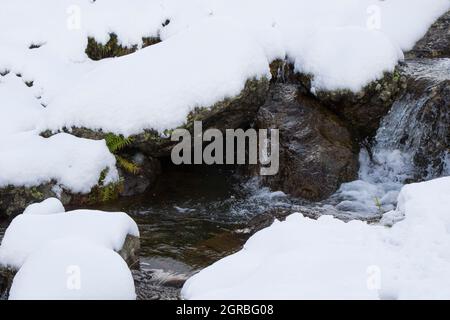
left=0, top=75, right=118, bottom=193
left=8, top=238, right=136, bottom=300
left=182, top=177, right=450, bottom=300
left=0, top=210, right=139, bottom=269
left=43, top=17, right=271, bottom=135
left=0, top=133, right=118, bottom=193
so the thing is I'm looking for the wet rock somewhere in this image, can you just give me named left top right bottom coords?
left=132, top=269, right=182, bottom=300
left=255, top=83, right=359, bottom=201
left=118, top=234, right=141, bottom=270
left=118, top=154, right=161, bottom=197
left=0, top=267, right=14, bottom=300
left=0, top=180, right=122, bottom=219
left=299, top=69, right=407, bottom=140
left=406, top=11, right=450, bottom=59
left=0, top=183, right=68, bottom=218
left=375, top=59, right=450, bottom=180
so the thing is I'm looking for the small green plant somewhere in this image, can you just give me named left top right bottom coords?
left=374, top=197, right=383, bottom=213
left=116, top=155, right=141, bottom=175
left=104, top=134, right=141, bottom=175
left=105, top=133, right=134, bottom=153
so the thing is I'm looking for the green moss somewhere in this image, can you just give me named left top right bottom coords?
left=30, top=187, right=44, bottom=199
left=89, top=178, right=124, bottom=204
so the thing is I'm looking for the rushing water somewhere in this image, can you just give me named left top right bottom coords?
left=329, top=58, right=449, bottom=219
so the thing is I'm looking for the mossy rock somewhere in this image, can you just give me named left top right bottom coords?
left=47, top=77, right=270, bottom=158
left=0, top=183, right=63, bottom=218
left=297, top=67, right=407, bottom=140
left=86, top=33, right=160, bottom=61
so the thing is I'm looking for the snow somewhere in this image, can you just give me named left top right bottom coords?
left=8, top=238, right=136, bottom=300
left=0, top=74, right=118, bottom=193
left=182, top=177, right=450, bottom=300
left=1, top=0, right=448, bottom=190
left=42, top=17, right=271, bottom=136
left=0, top=132, right=118, bottom=193
left=0, top=210, right=139, bottom=269
left=292, top=26, right=403, bottom=91
left=23, top=198, right=65, bottom=215
left=0, top=203, right=139, bottom=300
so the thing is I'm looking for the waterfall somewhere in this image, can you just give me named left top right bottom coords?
left=330, top=59, right=450, bottom=218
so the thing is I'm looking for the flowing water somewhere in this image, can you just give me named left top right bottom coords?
left=85, top=165, right=301, bottom=299
left=328, top=58, right=449, bottom=219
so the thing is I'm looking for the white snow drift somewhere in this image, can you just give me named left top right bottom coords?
left=8, top=238, right=136, bottom=300
left=0, top=209, right=139, bottom=269
left=182, top=177, right=450, bottom=300
left=0, top=74, right=118, bottom=193
left=0, top=202, right=139, bottom=300
left=22, top=197, right=65, bottom=215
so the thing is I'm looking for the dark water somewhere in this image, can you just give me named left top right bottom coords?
left=0, top=165, right=298, bottom=300
left=89, top=165, right=298, bottom=299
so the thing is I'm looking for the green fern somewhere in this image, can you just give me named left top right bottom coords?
left=116, top=155, right=141, bottom=175
left=105, top=133, right=134, bottom=153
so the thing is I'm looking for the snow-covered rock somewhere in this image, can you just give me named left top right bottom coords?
left=42, top=17, right=271, bottom=136
left=182, top=177, right=450, bottom=300
left=0, top=210, right=139, bottom=269
left=8, top=238, right=136, bottom=300
left=0, top=74, right=119, bottom=216
left=0, top=203, right=140, bottom=300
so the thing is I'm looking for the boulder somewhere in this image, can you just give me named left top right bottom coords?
left=254, top=83, right=359, bottom=201
left=375, top=59, right=450, bottom=180
left=0, top=184, right=69, bottom=218
left=299, top=70, right=407, bottom=141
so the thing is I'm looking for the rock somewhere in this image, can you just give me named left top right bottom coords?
left=85, top=33, right=161, bottom=61
left=132, top=269, right=182, bottom=300
left=0, top=267, right=14, bottom=300
left=406, top=11, right=450, bottom=59
left=254, top=83, right=359, bottom=201
left=118, top=153, right=161, bottom=197
left=49, top=77, right=270, bottom=159
left=0, top=183, right=68, bottom=218
left=300, top=69, right=407, bottom=141
left=117, top=234, right=141, bottom=270
left=133, top=78, right=270, bottom=157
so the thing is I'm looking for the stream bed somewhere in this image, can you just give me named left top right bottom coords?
left=78, top=165, right=301, bottom=299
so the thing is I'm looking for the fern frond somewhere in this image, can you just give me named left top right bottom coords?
left=105, top=133, right=134, bottom=153
left=116, top=155, right=141, bottom=175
